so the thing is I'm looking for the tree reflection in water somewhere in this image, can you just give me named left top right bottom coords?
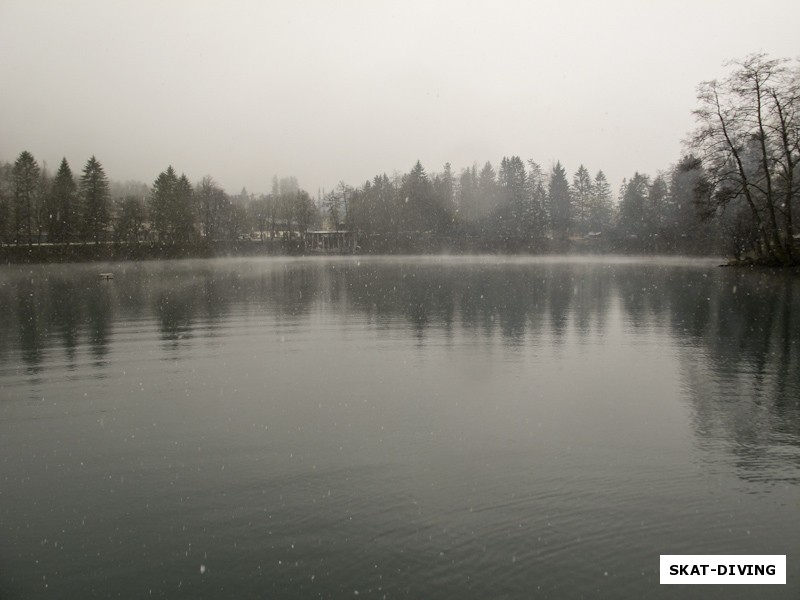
left=0, top=257, right=797, bottom=483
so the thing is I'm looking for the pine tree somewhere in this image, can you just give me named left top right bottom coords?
left=668, top=156, right=717, bottom=252
left=400, top=161, right=434, bottom=232
left=36, top=164, right=52, bottom=244
left=49, top=158, right=78, bottom=243
left=548, top=161, right=571, bottom=241
left=589, top=171, right=613, bottom=233
left=457, top=164, right=479, bottom=222
left=174, top=174, right=195, bottom=242
left=648, top=174, right=669, bottom=232
left=373, top=173, right=398, bottom=233
left=149, top=166, right=178, bottom=242
left=79, top=156, right=110, bottom=244
left=0, top=162, right=12, bottom=244
left=148, top=167, right=195, bottom=243
left=526, top=160, right=548, bottom=237
left=435, top=162, right=455, bottom=215
left=497, top=156, right=528, bottom=239
left=477, top=161, right=497, bottom=217
left=571, top=165, right=593, bottom=237
left=618, top=172, right=650, bottom=239
left=12, top=151, right=40, bottom=245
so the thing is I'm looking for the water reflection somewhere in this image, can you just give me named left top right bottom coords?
left=155, top=286, right=197, bottom=345
left=0, top=257, right=798, bottom=483
left=338, top=261, right=613, bottom=343
left=16, top=276, right=44, bottom=373
left=0, top=261, right=626, bottom=361
left=47, top=277, right=81, bottom=365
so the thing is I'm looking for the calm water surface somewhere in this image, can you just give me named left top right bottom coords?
left=1, top=256, right=799, bottom=599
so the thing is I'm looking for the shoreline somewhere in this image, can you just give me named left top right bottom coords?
left=721, top=256, right=800, bottom=270
left=0, top=240, right=303, bottom=264
left=0, top=240, right=736, bottom=267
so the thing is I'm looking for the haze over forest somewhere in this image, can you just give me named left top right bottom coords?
left=1, top=0, right=799, bottom=197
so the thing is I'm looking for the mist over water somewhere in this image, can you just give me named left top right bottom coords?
left=1, top=256, right=798, bottom=598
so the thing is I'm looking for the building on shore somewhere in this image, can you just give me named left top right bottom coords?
left=304, top=230, right=359, bottom=253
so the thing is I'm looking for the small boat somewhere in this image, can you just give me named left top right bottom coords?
left=99, top=272, right=114, bottom=280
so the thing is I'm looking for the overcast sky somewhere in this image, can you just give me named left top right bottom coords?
left=1, top=0, right=798, bottom=197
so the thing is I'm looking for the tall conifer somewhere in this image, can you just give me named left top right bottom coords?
left=79, top=156, right=110, bottom=243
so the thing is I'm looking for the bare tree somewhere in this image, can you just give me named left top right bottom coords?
left=688, top=53, right=799, bottom=264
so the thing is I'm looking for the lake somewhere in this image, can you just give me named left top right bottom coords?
left=1, top=256, right=798, bottom=598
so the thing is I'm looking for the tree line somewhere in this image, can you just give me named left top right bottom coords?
left=343, top=156, right=721, bottom=254
left=1, top=53, right=796, bottom=262
left=0, top=156, right=320, bottom=247
left=0, top=154, right=111, bottom=246
left=343, top=53, right=798, bottom=261
left=0, top=150, right=715, bottom=254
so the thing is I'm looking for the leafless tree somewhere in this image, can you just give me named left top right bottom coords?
left=688, top=53, right=799, bottom=264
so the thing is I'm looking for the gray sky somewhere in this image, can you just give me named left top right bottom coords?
left=1, top=0, right=798, bottom=197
